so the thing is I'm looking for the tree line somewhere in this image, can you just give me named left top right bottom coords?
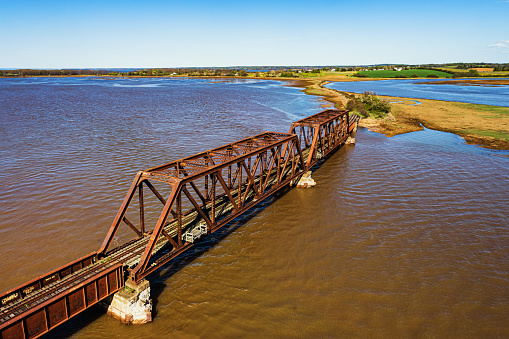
left=0, top=68, right=275, bottom=77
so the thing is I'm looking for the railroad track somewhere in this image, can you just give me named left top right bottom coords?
left=1, top=109, right=355, bottom=339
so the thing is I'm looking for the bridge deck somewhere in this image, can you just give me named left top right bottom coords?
left=0, top=109, right=357, bottom=339
left=0, top=152, right=297, bottom=336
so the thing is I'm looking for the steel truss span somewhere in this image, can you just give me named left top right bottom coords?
left=0, top=109, right=358, bottom=339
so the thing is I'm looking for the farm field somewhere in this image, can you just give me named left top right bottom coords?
left=438, top=67, right=509, bottom=76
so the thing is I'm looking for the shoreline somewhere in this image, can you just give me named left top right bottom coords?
left=293, top=79, right=509, bottom=151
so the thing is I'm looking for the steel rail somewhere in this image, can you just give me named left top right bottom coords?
left=0, top=109, right=355, bottom=339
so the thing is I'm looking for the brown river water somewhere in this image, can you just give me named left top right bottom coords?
left=0, top=77, right=508, bottom=338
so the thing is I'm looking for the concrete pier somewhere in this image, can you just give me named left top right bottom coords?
left=297, top=171, right=316, bottom=188
left=107, top=279, right=152, bottom=324
left=346, top=121, right=358, bottom=145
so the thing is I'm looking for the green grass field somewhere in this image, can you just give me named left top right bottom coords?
left=355, top=69, right=452, bottom=78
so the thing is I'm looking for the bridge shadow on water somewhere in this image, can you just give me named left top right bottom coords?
left=40, top=185, right=294, bottom=339
left=149, top=184, right=293, bottom=318
left=148, top=149, right=343, bottom=317
left=40, top=145, right=346, bottom=338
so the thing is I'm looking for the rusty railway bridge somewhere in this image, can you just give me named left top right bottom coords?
left=0, top=109, right=359, bottom=339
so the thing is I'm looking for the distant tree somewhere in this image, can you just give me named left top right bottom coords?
left=280, top=72, right=294, bottom=77
left=494, top=64, right=509, bottom=71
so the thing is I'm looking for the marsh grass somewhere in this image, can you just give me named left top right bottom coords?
left=454, top=103, right=509, bottom=118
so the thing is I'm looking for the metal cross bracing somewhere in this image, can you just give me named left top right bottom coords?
left=0, top=109, right=357, bottom=339
left=290, top=109, right=355, bottom=167
left=98, top=131, right=307, bottom=283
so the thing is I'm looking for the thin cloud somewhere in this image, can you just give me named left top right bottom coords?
left=489, top=40, right=509, bottom=49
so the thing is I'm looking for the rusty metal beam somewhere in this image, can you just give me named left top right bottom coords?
left=182, top=186, right=212, bottom=229
left=130, top=184, right=180, bottom=279
left=162, top=230, right=178, bottom=249
left=290, top=109, right=349, bottom=168
left=98, top=172, right=143, bottom=256
left=123, top=216, right=142, bottom=238
left=145, top=180, right=178, bottom=219
left=0, top=262, right=123, bottom=339
left=139, top=182, right=145, bottom=234
left=1, top=110, right=359, bottom=339
left=216, top=172, right=239, bottom=211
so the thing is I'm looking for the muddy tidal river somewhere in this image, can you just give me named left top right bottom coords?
left=0, top=77, right=508, bottom=338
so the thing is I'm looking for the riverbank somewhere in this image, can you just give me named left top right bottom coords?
left=294, top=79, right=509, bottom=150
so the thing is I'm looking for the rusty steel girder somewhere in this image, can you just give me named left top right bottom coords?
left=0, top=109, right=357, bottom=339
left=0, top=261, right=123, bottom=339
left=289, top=109, right=351, bottom=168
left=98, top=131, right=307, bottom=283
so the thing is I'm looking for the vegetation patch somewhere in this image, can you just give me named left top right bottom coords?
left=123, top=286, right=136, bottom=294
left=280, top=72, right=297, bottom=78
left=346, top=91, right=392, bottom=118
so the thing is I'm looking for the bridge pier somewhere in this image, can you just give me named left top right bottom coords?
left=107, top=279, right=152, bottom=324
left=345, top=121, right=358, bottom=145
left=296, top=171, right=316, bottom=188
left=0, top=110, right=361, bottom=338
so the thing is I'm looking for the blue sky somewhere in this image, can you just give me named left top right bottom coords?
left=1, top=0, right=508, bottom=68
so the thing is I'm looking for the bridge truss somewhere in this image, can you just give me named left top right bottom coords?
left=0, top=109, right=358, bottom=339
